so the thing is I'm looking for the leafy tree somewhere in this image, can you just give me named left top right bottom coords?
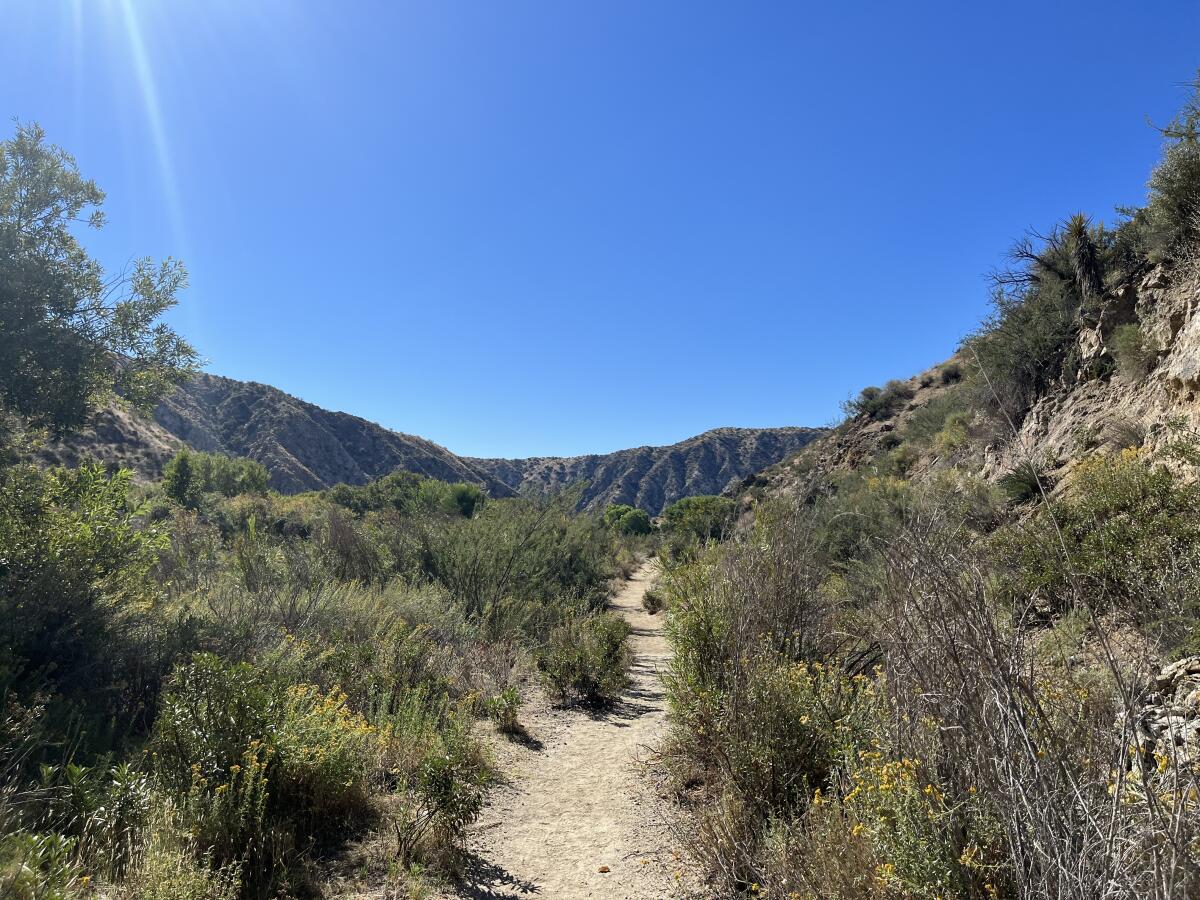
left=662, top=495, right=736, bottom=541
left=163, top=449, right=197, bottom=507
left=0, top=123, right=197, bottom=436
left=163, top=450, right=269, bottom=506
left=603, top=504, right=651, bottom=535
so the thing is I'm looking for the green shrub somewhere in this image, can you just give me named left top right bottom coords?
left=997, top=459, right=1052, bottom=505
left=933, top=412, right=971, bottom=453
left=484, top=688, right=521, bottom=734
left=0, top=463, right=174, bottom=742
left=424, top=494, right=613, bottom=622
left=151, top=654, right=376, bottom=888
left=843, top=380, right=914, bottom=421
left=0, top=830, right=86, bottom=900
left=603, top=504, right=652, bottom=536
left=163, top=450, right=269, bottom=507
left=642, top=586, right=665, bottom=614
left=537, top=612, right=631, bottom=704
left=903, top=388, right=968, bottom=446
left=378, top=692, right=488, bottom=867
left=1111, top=323, right=1155, bottom=379
left=661, top=495, right=735, bottom=541
left=939, top=362, right=963, bottom=384
left=994, top=448, right=1200, bottom=638
left=1136, top=71, right=1200, bottom=260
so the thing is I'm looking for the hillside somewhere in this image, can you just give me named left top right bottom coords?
left=470, top=426, right=823, bottom=514
left=41, top=373, right=821, bottom=510
left=40, top=373, right=517, bottom=496
left=734, top=259, right=1200, bottom=510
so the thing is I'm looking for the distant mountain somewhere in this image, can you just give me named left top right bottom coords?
left=40, top=373, right=823, bottom=512
left=468, top=427, right=824, bottom=514
left=40, top=373, right=516, bottom=496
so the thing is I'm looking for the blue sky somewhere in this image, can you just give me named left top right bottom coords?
left=3, top=1, right=1198, bottom=457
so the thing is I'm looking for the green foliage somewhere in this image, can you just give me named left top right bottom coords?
left=641, top=586, right=665, bottom=614
left=484, top=688, right=522, bottom=734
left=661, top=494, right=735, bottom=541
left=423, top=493, right=613, bottom=623
left=997, top=459, right=1052, bottom=505
left=994, top=449, right=1200, bottom=638
left=0, top=463, right=176, bottom=738
left=903, top=388, right=969, bottom=446
left=0, top=123, right=196, bottom=435
left=602, top=503, right=652, bottom=535
left=843, top=379, right=915, bottom=421
left=163, top=450, right=269, bottom=507
left=939, top=362, right=963, bottom=384
left=1135, top=70, right=1200, bottom=261
left=1111, top=323, right=1156, bottom=379
left=152, top=654, right=376, bottom=887
left=325, top=472, right=481, bottom=519
left=537, top=612, right=631, bottom=704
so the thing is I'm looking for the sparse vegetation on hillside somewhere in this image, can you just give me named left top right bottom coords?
left=654, top=73, right=1200, bottom=900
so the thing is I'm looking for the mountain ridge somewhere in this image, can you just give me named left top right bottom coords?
left=40, top=373, right=824, bottom=513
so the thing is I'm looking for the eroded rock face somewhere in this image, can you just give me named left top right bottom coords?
left=1133, top=657, right=1200, bottom=769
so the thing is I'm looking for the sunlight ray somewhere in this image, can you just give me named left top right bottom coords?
left=115, top=0, right=188, bottom=252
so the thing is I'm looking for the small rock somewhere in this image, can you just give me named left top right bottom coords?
left=598, top=865, right=611, bottom=874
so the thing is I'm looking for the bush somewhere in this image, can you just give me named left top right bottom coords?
left=997, top=459, right=1052, bottom=504
left=537, top=612, right=631, bottom=704
left=423, top=494, right=613, bottom=622
left=377, top=691, right=488, bottom=867
left=484, top=688, right=521, bottom=734
left=163, top=450, right=269, bottom=506
left=1111, top=323, right=1156, bottom=379
left=0, top=463, right=174, bottom=743
left=151, top=654, right=376, bottom=888
left=602, top=504, right=652, bottom=536
left=642, top=586, right=665, bottom=614
left=903, top=388, right=968, bottom=446
left=843, top=380, right=915, bottom=421
left=661, top=495, right=735, bottom=542
left=994, top=448, right=1200, bottom=637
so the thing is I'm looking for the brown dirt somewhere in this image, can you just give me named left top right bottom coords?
left=441, top=561, right=699, bottom=899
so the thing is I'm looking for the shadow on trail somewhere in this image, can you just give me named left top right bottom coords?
left=453, top=851, right=542, bottom=898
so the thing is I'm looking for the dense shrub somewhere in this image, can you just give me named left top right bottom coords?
left=537, top=612, right=631, bottom=704
left=843, top=379, right=915, bottom=421
left=903, top=388, right=969, bottom=446
left=0, top=463, right=181, bottom=744
left=661, top=495, right=735, bottom=541
left=602, top=503, right=652, bottom=535
left=995, top=449, right=1200, bottom=636
left=152, top=654, right=376, bottom=887
left=163, top=450, right=269, bottom=506
left=641, top=586, right=665, bottom=614
left=423, top=493, right=613, bottom=623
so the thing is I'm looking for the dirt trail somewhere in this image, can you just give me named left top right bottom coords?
left=446, top=562, right=689, bottom=899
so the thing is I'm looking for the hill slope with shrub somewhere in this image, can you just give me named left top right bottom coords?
left=43, top=375, right=822, bottom=510
left=658, top=73, right=1200, bottom=900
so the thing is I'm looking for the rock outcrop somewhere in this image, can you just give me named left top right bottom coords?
left=1133, top=656, right=1200, bottom=770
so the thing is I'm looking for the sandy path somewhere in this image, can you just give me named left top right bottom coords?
left=446, top=562, right=689, bottom=899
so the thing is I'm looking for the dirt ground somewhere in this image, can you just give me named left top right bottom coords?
left=439, top=561, right=700, bottom=900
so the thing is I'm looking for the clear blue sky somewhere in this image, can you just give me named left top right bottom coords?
left=3, top=2, right=1198, bottom=457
